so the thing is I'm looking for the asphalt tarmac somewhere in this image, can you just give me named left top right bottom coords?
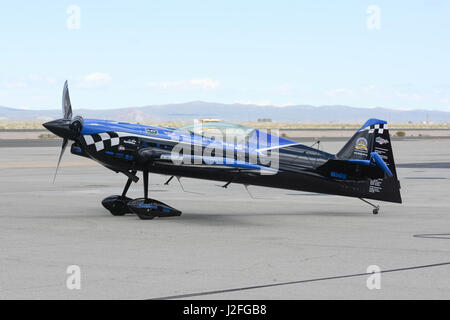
left=0, top=138, right=449, bottom=299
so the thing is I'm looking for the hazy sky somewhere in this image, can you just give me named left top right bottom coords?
left=1, top=0, right=449, bottom=110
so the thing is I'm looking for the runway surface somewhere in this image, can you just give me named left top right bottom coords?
left=0, top=138, right=449, bottom=299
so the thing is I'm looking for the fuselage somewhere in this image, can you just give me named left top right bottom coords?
left=70, top=118, right=367, bottom=198
left=43, top=117, right=401, bottom=203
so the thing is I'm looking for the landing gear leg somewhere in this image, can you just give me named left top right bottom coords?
left=121, top=174, right=134, bottom=198
left=143, top=169, right=149, bottom=200
left=127, top=170, right=182, bottom=220
left=359, top=198, right=380, bottom=215
left=102, top=171, right=137, bottom=216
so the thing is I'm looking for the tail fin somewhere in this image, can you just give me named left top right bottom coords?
left=337, top=119, right=397, bottom=178
left=317, top=119, right=402, bottom=203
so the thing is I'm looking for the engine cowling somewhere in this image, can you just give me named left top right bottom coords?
left=69, top=116, right=84, bottom=135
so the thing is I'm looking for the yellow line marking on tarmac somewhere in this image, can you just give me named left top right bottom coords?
left=0, top=161, right=98, bottom=169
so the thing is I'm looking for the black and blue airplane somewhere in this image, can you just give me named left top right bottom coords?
left=43, top=81, right=401, bottom=219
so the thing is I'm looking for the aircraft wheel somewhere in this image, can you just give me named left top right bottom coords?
left=136, top=211, right=156, bottom=220
left=128, top=198, right=181, bottom=220
left=102, top=195, right=133, bottom=216
left=109, top=209, right=127, bottom=216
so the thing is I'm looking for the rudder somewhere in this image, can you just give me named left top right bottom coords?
left=337, top=119, right=397, bottom=179
left=334, top=118, right=401, bottom=203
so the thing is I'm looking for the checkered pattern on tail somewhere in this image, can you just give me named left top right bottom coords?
left=368, top=123, right=388, bottom=134
left=83, top=132, right=126, bottom=152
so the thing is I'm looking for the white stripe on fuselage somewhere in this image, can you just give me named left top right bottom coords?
left=115, top=131, right=193, bottom=146
left=256, top=143, right=301, bottom=152
left=83, top=131, right=286, bottom=154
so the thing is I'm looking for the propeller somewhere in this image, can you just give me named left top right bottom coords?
left=53, top=138, right=68, bottom=183
left=43, top=81, right=83, bottom=182
left=62, top=80, right=73, bottom=120
left=54, top=81, right=72, bottom=182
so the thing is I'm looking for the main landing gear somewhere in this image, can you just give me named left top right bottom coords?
left=359, top=198, right=380, bottom=215
left=102, top=170, right=182, bottom=220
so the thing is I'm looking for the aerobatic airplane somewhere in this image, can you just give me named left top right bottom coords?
left=43, top=81, right=401, bottom=219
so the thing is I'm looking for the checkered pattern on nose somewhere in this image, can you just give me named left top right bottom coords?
left=368, top=124, right=388, bottom=134
left=83, top=132, right=121, bottom=151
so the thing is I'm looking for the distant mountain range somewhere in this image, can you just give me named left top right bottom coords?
left=1, top=101, right=449, bottom=123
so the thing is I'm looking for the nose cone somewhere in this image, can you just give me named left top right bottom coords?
left=43, top=119, right=74, bottom=139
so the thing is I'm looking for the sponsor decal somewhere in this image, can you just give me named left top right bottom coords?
left=146, top=128, right=158, bottom=135
left=375, top=136, right=389, bottom=145
left=331, top=171, right=347, bottom=179
left=123, top=138, right=138, bottom=145
left=374, top=147, right=388, bottom=153
left=374, top=148, right=390, bottom=163
left=355, top=137, right=368, bottom=154
left=369, top=178, right=383, bottom=193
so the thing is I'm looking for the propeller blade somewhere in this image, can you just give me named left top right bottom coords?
left=62, top=80, right=72, bottom=120
left=53, top=138, right=68, bottom=183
